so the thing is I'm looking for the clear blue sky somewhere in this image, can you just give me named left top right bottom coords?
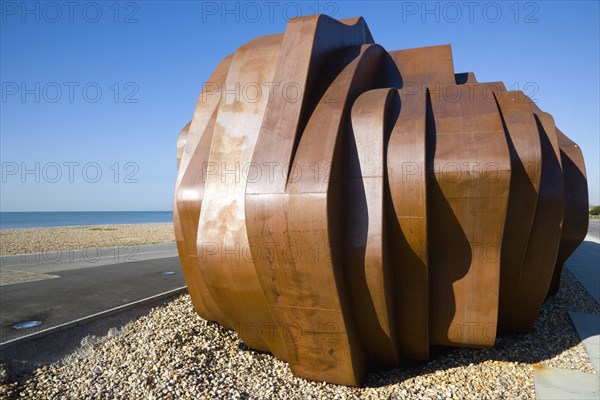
left=1, top=0, right=598, bottom=211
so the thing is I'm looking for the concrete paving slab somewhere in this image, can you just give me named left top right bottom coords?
left=566, top=240, right=600, bottom=305
left=569, top=312, right=600, bottom=373
left=0, top=242, right=177, bottom=274
left=0, top=269, right=59, bottom=286
left=534, top=365, right=600, bottom=400
left=588, top=220, right=599, bottom=241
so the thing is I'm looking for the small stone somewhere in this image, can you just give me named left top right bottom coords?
left=1, top=268, right=596, bottom=399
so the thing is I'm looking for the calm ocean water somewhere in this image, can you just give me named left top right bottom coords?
left=0, top=211, right=173, bottom=230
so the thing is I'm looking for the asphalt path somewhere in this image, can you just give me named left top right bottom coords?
left=0, top=243, right=184, bottom=344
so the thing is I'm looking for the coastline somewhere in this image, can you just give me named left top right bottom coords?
left=0, top=223, right=175, bottom=256
left=0, top=211, right=174, bottom=230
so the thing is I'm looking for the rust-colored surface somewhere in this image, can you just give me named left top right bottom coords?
left=174, top=15, right=589, bottom=386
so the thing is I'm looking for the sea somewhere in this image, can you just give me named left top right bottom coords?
left=0, top=211, right=174, bottom=230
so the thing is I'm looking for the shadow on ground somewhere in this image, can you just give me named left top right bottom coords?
left=361, top=264, right=600, bottom=388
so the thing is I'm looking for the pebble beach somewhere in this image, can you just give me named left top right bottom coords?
left=0, top=223, right=175, bottom=256
left=1, top=253, right=598, bottom=398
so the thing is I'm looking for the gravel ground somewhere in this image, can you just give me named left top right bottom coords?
left=1, top=268, right=597, bottom=400
left=0, top=224, right=175, bottom=256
